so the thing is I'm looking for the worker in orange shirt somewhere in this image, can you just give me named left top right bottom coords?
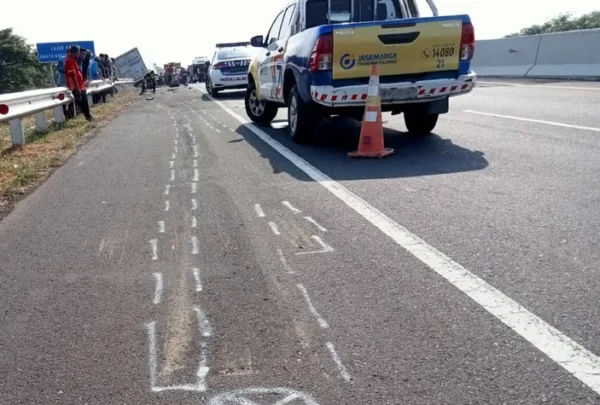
left=65, top=45, right=93, bottom=122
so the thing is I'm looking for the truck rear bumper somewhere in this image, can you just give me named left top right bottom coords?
left=311, top=72, right=476, bottom=107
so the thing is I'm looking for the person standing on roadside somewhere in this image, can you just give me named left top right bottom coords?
left=65, top=45, right=93, bottom=122
left=104, top=55, right=113, bottom=80
left=97, top=54, right=106, bottom=79
left=82, top=50, right=92, bottom=81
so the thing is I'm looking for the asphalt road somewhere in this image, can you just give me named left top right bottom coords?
left=0, top=78, right=599, bottom=404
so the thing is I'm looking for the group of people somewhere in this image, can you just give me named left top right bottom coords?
left=55, top=45, right=115, bottom=122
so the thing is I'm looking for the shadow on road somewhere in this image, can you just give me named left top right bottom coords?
left=233, top=116, right=488, bottom=181
left=209, top=90, right=246, bottom=100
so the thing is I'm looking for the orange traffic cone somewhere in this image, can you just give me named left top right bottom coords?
left=348, top=64, right=394, bottom=159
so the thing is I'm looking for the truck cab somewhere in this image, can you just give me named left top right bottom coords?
left=244, top=0, right=476, bottom=143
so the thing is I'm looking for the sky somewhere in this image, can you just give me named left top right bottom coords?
left=1, top=0, right=596, bottom=68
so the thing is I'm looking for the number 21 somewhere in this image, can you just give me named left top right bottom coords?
left=436, top=59, right=445, bottom=68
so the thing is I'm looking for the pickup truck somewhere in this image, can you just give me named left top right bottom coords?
left=244, top=0, right=476, bottom=143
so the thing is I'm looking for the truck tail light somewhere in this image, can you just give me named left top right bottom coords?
left=309, top=33, right=333, bottom=72
left=460, top=22, right=475, bottom=61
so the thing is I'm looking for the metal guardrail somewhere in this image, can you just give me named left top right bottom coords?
left=0, top=79, right=135, bottom=146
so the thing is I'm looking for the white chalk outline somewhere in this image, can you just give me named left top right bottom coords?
left=193, top=168, right=199, bottom=182
left=191, top=216, right=197, bottom=228
left=191, top=182, right=197, bottom=194
left=304, top=216, right=327, bottom=232
left=170, top=170, right=175, bottom=182
left=169, top=160, right=174, bottom=168
left=158, top=221, right=165, bottom=233
left=152, top=273, right=163, bottom=304
left=254, top=204, right=265, bottom=218
left=296, top=236, right=333, bottom=255
left=297, top=284, right=329, bottom=329
left=277, top=249, right=294, bottom=274
left=149, top=239, right=158, bottom=261
left=164, top=200, right=170, bottom=211
left=268, top=222, right=280, bottom=235
left=192, top=267, right=202, bottom=291
left=191, top=236, right=199, bottom=255
left=164, top=184, right=170, bottom=195
left=191, top=198, right=198, bottom=210
left=282, top=201, right=301, bottom=214
left=208, top=387, right=319, bottom=405
left=326, top=342, right=352, bottom=382
left=193, top=159, right=198, bottom=167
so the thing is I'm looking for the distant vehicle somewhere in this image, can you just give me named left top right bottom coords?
left=206, top=42, right=254, bottom=97
left=191, top=57, right=210, bottom=83
left=113, top=48, right=148, bottom=86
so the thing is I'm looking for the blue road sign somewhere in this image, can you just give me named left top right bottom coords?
left=36, top=41, right=96, bottom=63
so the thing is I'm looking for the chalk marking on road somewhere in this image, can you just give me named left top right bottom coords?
left=175, top=126, right=179, bottom=133
left=296, top=236, right=334, bottom=255
left=191, top=236, right=199, bottom=255
left=208, top=387, right=319, bottom=405
left=172, top=153, right=176, bottom=159
left=164, top=200, right=170, bottom=211
left=76, top=161, right=84, bottom=167
left=193, top=168, right=199, bottom=182
left=206, top=91, right=600, bottom=395
left=194, top=306, right=213, bottom=337
left=149, top=239, right=158, bottom=261
left=169, top=160, right=174, bottom=168
left=464, top=110, right=600, bottom=132
left=268, top=222, right=280, bottom=235
left=192, top=198, right=198, bottom=210
left=158, top=221, right=165, bottom=233
left=193, top=149, right=198, bottom=158
left=174, top=139, right=178, bottom=145
left=277, top=249, right=294, bottom=274
left=254, top=204, right=265, bottom=218
left=191, top=216, right=197, bottom=228
left=170, top=170, right=175, bottom=182
left=191, top=182, right=197, bottom=194
left=193, top=159, right=198, bottom=167
left=304, top=216, right=327, bottom=232
left=297, top=284, right=329, bottom=329
left=192, top=137, right=196, bottom=144
left=326, top=342, right=352, bottom=382
left=174, top=146, right=178, bottom=154
left=164, top=185, right=170, bottom=195
left=192, top=268, right=203, bottom=291
left=152, top=273, right=163, bottom=304
left=282, top=201, right=301, bottom=214
left=215, top=128, right=221, bottom=133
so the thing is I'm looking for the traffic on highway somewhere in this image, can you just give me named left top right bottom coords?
left=2, top=0, right=600, bottom=404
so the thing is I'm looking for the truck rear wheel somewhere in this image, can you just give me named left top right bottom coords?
left=288, top=85, right=317, bottom=144
left=245, top=81, right=278, bottom=124
left=404, top=110, right=439, bottom=135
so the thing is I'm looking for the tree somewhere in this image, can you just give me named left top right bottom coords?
left=505, top=10, right=600, bottom=37
left=0, top=28, right=47, bottom=94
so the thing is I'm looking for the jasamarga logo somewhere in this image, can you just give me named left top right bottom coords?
left=358, top=53, right=397, bottom=66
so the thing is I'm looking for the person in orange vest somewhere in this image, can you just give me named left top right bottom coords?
left=65, top=45, right=93, bottom=122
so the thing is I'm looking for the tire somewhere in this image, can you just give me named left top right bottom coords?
left=245, top=81, right=278, bottom=124
left=288, top=85, right=318, bottom=144
left=404, top=109, right=439, bottom=135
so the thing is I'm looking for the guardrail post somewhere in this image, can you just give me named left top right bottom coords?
left=35, top=111, right=47, bottom=132
left=53, top=105, right=66, bottom=123
left=9, top=119, right=25, bottom=146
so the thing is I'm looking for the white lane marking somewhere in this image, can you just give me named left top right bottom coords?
left=277, top=249, right=294, bottom=274
left=191, top=182, right=197, bottom=194
left=304, top=216, right=327, bottom=232
left=480, top=81, right=600, bottom=91
left=282, top=201, right=301, bottom=214
left=174, top=139, right=178, bottom=145
left=170, top=170, right=175, bottom=182
left=296, top=236, right=334, bottom=255
left=326, top=342, right=352, bottom=382
left=164, top=185, right=170, bottom=195
left=193, top=168, right=199, bottom=182
left=254, top=204, right=265, bottom=218
left=193, top=159, right=198, bottom=168
left=191, top=236, right=199, bottom=255
left=169, top=160, right=174, bottom=168
left=268, top=222, right=280, bottom=236
left=194, top=306, right=213, bottom=337
left=191, top=198, right=198, bottom=210
left=149, top=239, right=158, bottom=261
left=174, top=146, right=178, bottom=153
left=209, top=94, right=600, bottom=396
left=158, top=221, right=165, bottom=233
left=146, top=321, right=159, bottom=388
left=152, top=273, right=163, bottom=304
left=297, top=284, right=329, bottom=329
left=192, top=268, right=203, bottom=291
left=464, top=110, right=600, bottom=132
left=172, top=153, right=176, bottom=159
left=191, top=216, right=197, bottom=228
left=164, top=200, right=170, bottom=211
left=193, top=150, right=198, bottom=158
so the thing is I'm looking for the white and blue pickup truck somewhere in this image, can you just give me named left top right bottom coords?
left=244, top=0, right=476, bottom=143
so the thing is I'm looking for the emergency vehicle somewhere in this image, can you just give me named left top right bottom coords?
left=244, top=0, right=476, bottom=143
left=206, top=42, right=254, bottom=97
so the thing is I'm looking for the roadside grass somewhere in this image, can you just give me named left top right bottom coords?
left=0, top=92, right=135, bottom=213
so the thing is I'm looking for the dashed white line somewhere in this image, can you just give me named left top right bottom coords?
left=277, top=249, right=294, bottom=274
left=464, top=110, right=600, bottom=132
left=254, top=204, right=265, bottom=218
left=164, top=200, right=170, bottom=211
left=170, top=170, right=175, bottom=182
left=191, top=198, right=198, bottom=210
left=191, top=236, right=199, bottom=255
left=149, top=239, right=158, bottom=261
left=169, top=161, right=174, bottom=168
left=296, top=235, right=334, bottom=255
left=191, top=182, right=197, bottom=194
left=304, top=216, right=327, bottom=232
left=172, top=153, right=176, bottom=159
left=193, top=168, right=199, bottom=182
left=164, top=185, right=170, bottom=195
left=152, top=273, right=163, bottom=304
left=297, top=284, right=329, bottom=329
left=268, top=222, right=280, bottom=235
left=193, top=150, right=198, bottom=158
left=193, top=159, right=198, bottom=167
left=174, top=139, right=178, bottom=145
left=192, top=268, right=202, bottom=291
left=174, top=146, right=178, bottom=153
left=282, top=201, right=301, bottom=214
left=158, top=221, right=165, bottom=233
left=209, top=94, right=600, bottom=396
left=326, top=342, right=352, bottom=382
left=191, top=216, right=197, bottom=228
left=193, top=306, right=213, bottom=337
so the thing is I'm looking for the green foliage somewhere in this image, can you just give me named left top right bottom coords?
left=506, top=11, right=600, bottom=37
left=0, top=28, right=47, bottom=94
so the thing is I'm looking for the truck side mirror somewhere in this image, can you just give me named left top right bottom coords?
left=250, top=35, right=264, bottom=47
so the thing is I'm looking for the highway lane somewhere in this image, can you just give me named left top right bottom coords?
left=0, top=82, right=598, bottom=403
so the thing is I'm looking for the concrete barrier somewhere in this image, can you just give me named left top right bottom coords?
left=472, top=29, right=600, bottom=80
